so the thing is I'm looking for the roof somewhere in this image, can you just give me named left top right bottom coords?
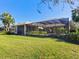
left=14, top=22, right=32, bottom=26
left=14, top=18, right=69, bottom=27
left=32, top=18, right=69, bottom=25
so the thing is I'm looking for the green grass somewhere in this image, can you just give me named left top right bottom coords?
left=0, top=34, right=79, bottom=59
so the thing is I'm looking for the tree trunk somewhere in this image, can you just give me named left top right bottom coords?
left=4, top=25, right=7, bottom=32
left=7, top=23, right=10, bottom=32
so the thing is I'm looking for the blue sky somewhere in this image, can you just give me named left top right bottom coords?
left=0, top=0, right=78, bottom=23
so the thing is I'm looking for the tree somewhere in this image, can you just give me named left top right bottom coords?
left=72, top=8, right=79, bottom=22
left=0, top=12, right=15, bottom=32
left=69, top=21, right=76, bottom=32
left=37, top=0, right=78, bottom=13
left=40, top=0, right=75, bottom=6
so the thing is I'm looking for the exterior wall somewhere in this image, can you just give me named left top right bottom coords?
left=17, top=25, right=24, bottom=35
left=15, top=25, right=35, bottom=35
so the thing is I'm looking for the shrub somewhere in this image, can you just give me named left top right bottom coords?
left=65, top=33, right=79, bottom=44
left=6, top=32, right=15, bottom=35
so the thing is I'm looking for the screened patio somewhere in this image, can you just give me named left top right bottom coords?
left=12, top=18, right=69, bottom=36
left=26, top=18, right=69, bottom=36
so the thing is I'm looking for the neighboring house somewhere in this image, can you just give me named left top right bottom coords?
left=12, top=18, right=69, bottom=35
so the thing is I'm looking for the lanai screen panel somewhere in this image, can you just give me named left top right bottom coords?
left=32, top=18, right=69, bottom=27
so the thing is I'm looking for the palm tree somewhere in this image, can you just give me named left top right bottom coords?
left=0, top=12, right=15, bottom=32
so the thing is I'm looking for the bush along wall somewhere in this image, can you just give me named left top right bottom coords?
left=64, top=33, right=79, bottom=44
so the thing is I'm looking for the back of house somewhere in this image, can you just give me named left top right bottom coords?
left=11, top=18, right=70, bottom=36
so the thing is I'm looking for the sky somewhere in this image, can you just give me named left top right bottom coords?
left=0, top=0, right=78, bottom=24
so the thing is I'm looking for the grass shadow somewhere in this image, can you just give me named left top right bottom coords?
left=53, top=37, right=79, bottom=45
left=26, top=34, right=79, bottom=45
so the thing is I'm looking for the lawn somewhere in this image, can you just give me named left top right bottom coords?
left=0, top=35, right=79, bottom=59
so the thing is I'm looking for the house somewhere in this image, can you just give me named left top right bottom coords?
left=12, top=18, right=70, bottom=35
